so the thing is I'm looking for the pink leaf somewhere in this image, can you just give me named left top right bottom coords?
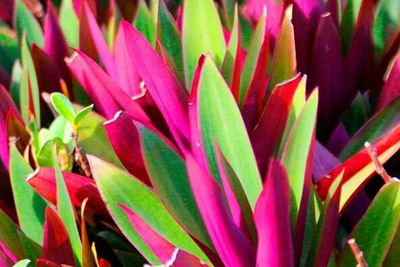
left=254, top=159, right=294, bottom=267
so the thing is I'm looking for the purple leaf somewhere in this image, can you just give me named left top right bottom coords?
left=313, top=141, right=340, bottom=182
left=43, top=1, right=71, bottom=88
left=309, top=13, right=349, bottom=131
left=254, top=159, right=294, bottom=267
left=185, top=152, right=256, bottom=267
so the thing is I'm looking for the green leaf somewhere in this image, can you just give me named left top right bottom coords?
left=13, top=259, right=31, bottom=267
left=157, top=0, right=184, bottom=81
left=74, top=104, right=94, bottom=127
left=14, top=0, right=44, bottom=47
left=10, top=61, right=22, bottom=105
left=59, top=0, right=79, bottom=47
left=9, top=142, right=46, bottom=245
left=372, top=0, right=400, bottom=58
left=221, top=6, right=239, bottom=86
left=49, top=116, right=73, bottom=145
left=38, top=138, right=72, bottom=171
left=198, top=56, right=262, bottom=208
left=76, top=107, right=124, bottom=169
left=0, top=27, right=18, bottom=73
left=339, top=182, right=400, bottom=267
left=134, top=0, right=157, bottom=46
left=340, top=0, right=362, bottom=52
left=52, top=146, right=82, bottom=267
left=0, top=209, right=26, bottom=259
left=238, top=8, right=266, bottom=105
left=20, top=37, right=41, bottom=127
left=281, top=90, right=318, bottom=222
left=342, top=93, right=369, bottom=136
left=88, top=155, right=211, bottom=265
left=51, top=92, right=77, bottom=124
left=269, top=5, right=297, bottom=91
left=138, top=126, right=212, bottom=249
left=340, top=97, right=400, bottom=160
left=182, top=0, right=226, bottom=88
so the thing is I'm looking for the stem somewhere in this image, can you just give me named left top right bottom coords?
left=71, top=132, right=92, bottom=178
left=347, top=238, right=368, bottom=267
left=364, top=141, right=393, bottom=183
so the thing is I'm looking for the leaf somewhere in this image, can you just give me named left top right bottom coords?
left=73, top=104, right=93, bottom=126
left=37, top=138, right=72, bottom=171
left=251, top=74, right=302, bottom=178
left=221, top=6, right=240, bottom=87
left=269, top=5, right=297, bottom=90
left=14, top=0, right=43, bottom=46
left=197, top=56, right=262, bottom=208
left=0, top=27, right=18, bottom=74
left=119, top=204, right=177, bottom=263
left=52, top=148, right=82, bottom=267
left=67, top=50, right=149, bottom=122
left=9, top=142, right=46, bottom=245
left=75, top=106, right=124, bottom=169
left=134, top=0, right=157, bottom=46
left=59, top=0, right=79, bottom=47
left=309, top=13, right=349, bottom=131
left=119, top=22, right=190, bottom=147
left=316, top=122, right=400, bottom=209
left=51, top=93, right=76, bottom=124
left=239, top=9, right=266, bottom=105
left=372, top=0, right=400, bottom=57
left=340, top=96, right=400, bottom=160
left=185, top=153, right=256, bottom=267
left=339, top=182, right=400, bottom=266
left=104, top=111, right=150, bottom=184
left=20, top=37, right=41, bottom=127
left=42, top=207, right=75, bottom=266
left=80, top=199, right=95, bottom=267
left=138, top=125, right=212, bottom=249
left=376, top=52, right=400, bottom=112
left=215, top=147, right=256, bottom=243
left=0, top=209, right=25, bottom=260
left=13, top=259, right=31, bottom=267
left=81, top=3, right=117, bottom=80
left=182, top=0, right=226, bottom=88
left=340, top=0, right=362, bottom=52
left=254, top=159, right=294, bottom=267
left=88, top=155, right=211, bottom=266
left=157, top=0, right=184, bottom=81
left=27, top=167, right=108, bottom=217
left=281, top=90, right=318, bottom=222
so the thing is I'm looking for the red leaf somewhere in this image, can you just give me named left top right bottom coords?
left=104, top=111, right=150, bottom=185
left=27, top=168, right=108, bottom=217
left=241, top=30, right=270, bottom=131
left=376, top=52, right=400, bottom=112
left=250, top=74, right=302, bottom=177
left=316, top=122, right=400, bottom=204
left=42, top=207, right=75, bottom=266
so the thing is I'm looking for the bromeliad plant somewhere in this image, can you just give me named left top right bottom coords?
left=0, top=0, right=400, bottom=266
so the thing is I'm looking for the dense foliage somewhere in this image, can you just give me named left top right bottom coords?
left=0, top=0, right=400, bottom=266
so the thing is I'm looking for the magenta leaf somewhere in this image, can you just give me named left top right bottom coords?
left=254, top=159, right=294, bottom=267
